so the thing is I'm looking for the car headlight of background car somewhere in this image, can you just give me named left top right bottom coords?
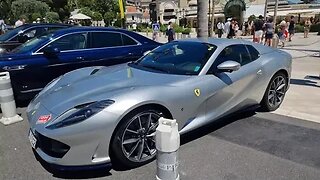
left=46, top=100, right=115, bottom=129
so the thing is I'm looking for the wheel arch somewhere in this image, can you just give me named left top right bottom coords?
left=108, top=103, right=173, bottom=162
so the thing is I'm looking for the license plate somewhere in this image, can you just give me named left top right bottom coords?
left=28, top=130, right=37, bottom=149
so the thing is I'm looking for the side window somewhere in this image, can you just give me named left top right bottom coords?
left=245, top=45, right=260, bottom=61
left=22, top=27, right=46, bottom=38
left=91, top=32, right=122, bottom=48
left=41, top=33, right=87, bottom=52
left=208, top=44, right=251, bottom=74
left=216, top=45, right=251, bottom=66
left=121, top=34, right=138, bottom=46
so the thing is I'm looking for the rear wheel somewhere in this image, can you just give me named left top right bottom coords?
left=110, top=108, right=165, bottom=169
left=260, top=72, right=288, bottom=111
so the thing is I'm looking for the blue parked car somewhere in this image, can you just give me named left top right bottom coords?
left=0, top=23, right=71, bottom=52
left=0, top=27, right=161, bottom=101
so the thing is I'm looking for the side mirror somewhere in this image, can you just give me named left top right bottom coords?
left=143, top=50, right=151, bottom=56
left=217, top=60, right=241, bottom=73
left=43, top=47, right=60, bottom=57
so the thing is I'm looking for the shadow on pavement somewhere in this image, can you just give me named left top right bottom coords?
left=33, top=150, right=113, bottom=179
left=290, top=78, right=320, bottom=88
left=180, top=110, right=257, bottom=145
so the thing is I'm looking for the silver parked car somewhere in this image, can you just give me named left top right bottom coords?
left=27, top=39, right=292, bottom=169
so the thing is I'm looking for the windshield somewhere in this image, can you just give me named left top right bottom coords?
left=10, top=33, right=53, bottom=54
left=130, top=41, right=216, bottom=75
left=0, top=26, right=25, bottom=42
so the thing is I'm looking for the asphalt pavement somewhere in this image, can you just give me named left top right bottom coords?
left=1, top=109, right=320, bottom=180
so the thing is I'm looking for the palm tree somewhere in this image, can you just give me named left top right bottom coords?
left=197, top=0, right=208, bottom=38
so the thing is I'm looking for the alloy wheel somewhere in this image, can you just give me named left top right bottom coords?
left=267, top=76, right=286, bottom=108
left=121, top=111, right=160, bottom=162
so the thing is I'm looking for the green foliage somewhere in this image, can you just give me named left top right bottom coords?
left=173, top=24, right=183, bottom=33
left=310, top=23, right=320, bottom=32
left=294, top=24, right=304, bottom=33
left=43, top=0, right=70, bottom=21
left=0, top=0, right=13, bottom=19
left=80, top=7, right=93, bottom=17
left=45, top=12, right=60, bottom=23
left=104, top=11, right=116, bottom=26
left=92, top=12, right=103, bottom=21
left=160, top=24, right=167, bottom=32
left=11, top=0, right=50, bottom=22
left=182, top=28, right=191, bottom=34
left=31, top=13, right=41, bottom=21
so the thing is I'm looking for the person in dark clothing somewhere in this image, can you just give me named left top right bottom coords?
left=227, top=19, right=235, bottom=39
left=253, top=15, right=264, bottom=43
left=167, top=22, right=175, bottom=42
left=288, top=16, right=295, bottom=42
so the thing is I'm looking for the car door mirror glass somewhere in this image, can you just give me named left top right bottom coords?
left=217, top=60, right=241, bottom=73
left=43, top=46, right=60, bottom=57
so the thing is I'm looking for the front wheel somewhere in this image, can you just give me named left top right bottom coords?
left=110, top=108, right=164, bottom=169
left=260, top=72, right=288, bottom=111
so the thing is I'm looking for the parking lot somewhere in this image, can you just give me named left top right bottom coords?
left=1, top=110, right=320, bottom=180
left=1, top=33, right=320, bottom=179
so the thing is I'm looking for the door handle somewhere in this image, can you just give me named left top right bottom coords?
left=3, top=65, right=26, bottom=71
left=257, top=69, right=263, bottom=75
left=76, top=56, right=85, bottom=60
left=128, top=52, right=133, bottom=56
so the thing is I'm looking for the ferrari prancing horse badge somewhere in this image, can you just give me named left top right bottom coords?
left=194, top=88, right=201, bottom=97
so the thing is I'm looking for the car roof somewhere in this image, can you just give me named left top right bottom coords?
left=51, top=26, right=133, bottom=36
left=20, top=23, right=72, bottom=29
left=176, top=38, right=254, bottom=47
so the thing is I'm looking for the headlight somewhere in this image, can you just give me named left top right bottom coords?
left=46, top=100, right=115, bottom=129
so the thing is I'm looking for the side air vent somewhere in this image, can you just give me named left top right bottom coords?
left=90, top=68, right=100, bottom=75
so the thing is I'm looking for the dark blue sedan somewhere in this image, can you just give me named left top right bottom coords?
left=0, top=27, right=161, bottom=101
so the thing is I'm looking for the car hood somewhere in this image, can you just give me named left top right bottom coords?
left=29, top=63, right=190, bottom=119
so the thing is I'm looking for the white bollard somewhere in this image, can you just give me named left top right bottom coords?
left=156, top=117, right=180, bottom=180
left=0, top=72, right=23, bottom=125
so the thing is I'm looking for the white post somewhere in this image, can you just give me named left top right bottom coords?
left=156, top=117, right=180, bottom=180
left=0, top=72, right=23, bottom=125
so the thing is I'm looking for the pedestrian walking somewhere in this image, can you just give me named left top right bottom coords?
left=224, top=18, right=231, bottom=38
left=227, top=19, right=236, bottom=39
left=304, top=18, right=311, bottom=38
left=264, top=17, right=274, bottom=46
left=0, top=19, right=5, bottom=35
left=132, top=22, right=137, bottom=32
left=288, top=16, right=295, bottom=42
left=253, top=15, right=264, bottom=43
left=216, top=19, right=224, bottom=38
left=166, top=22, right=175, bottom=42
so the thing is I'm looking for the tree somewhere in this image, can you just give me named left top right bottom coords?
left=80, top=7, right=93, bottom=17
left=45, top=12, right=60, bottom=23
left=197, top=0, right=208, bottom=37
left=41, top=0, right=70, bottom=21
left=11, top=0, right=50, bottom=22
left=92, top=12, right=103, bottom=21
left=0, top=0, right=13, bottom=20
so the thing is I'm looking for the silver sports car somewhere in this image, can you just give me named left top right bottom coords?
left=27, top=38, right=292, bottom=169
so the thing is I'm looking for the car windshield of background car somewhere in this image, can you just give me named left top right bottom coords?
left=0, top=26, right=25, bottom=42
left=132, top=41, right=217, bottom=75
left=10, top=33, right=53, bottom=54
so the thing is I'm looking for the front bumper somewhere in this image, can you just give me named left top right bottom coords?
left=28, top=109, right=120, bottom=167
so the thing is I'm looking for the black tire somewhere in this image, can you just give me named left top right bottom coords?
left=110, top=107, right=166, bottom=169
left=260, top=72, right=288, bottom=112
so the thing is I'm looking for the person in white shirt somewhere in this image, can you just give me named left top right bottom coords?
left=132, top=22, right=137, bottom=31
left=15, top=17, right=25, bottom=27
left=216, top=19, right=224, bottom=38
left=224, top=18, right=231, bottom=38
left=0, top=19, right=5, bottom=34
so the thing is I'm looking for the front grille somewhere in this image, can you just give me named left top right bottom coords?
left=35, top=131, right=70, bottom=158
